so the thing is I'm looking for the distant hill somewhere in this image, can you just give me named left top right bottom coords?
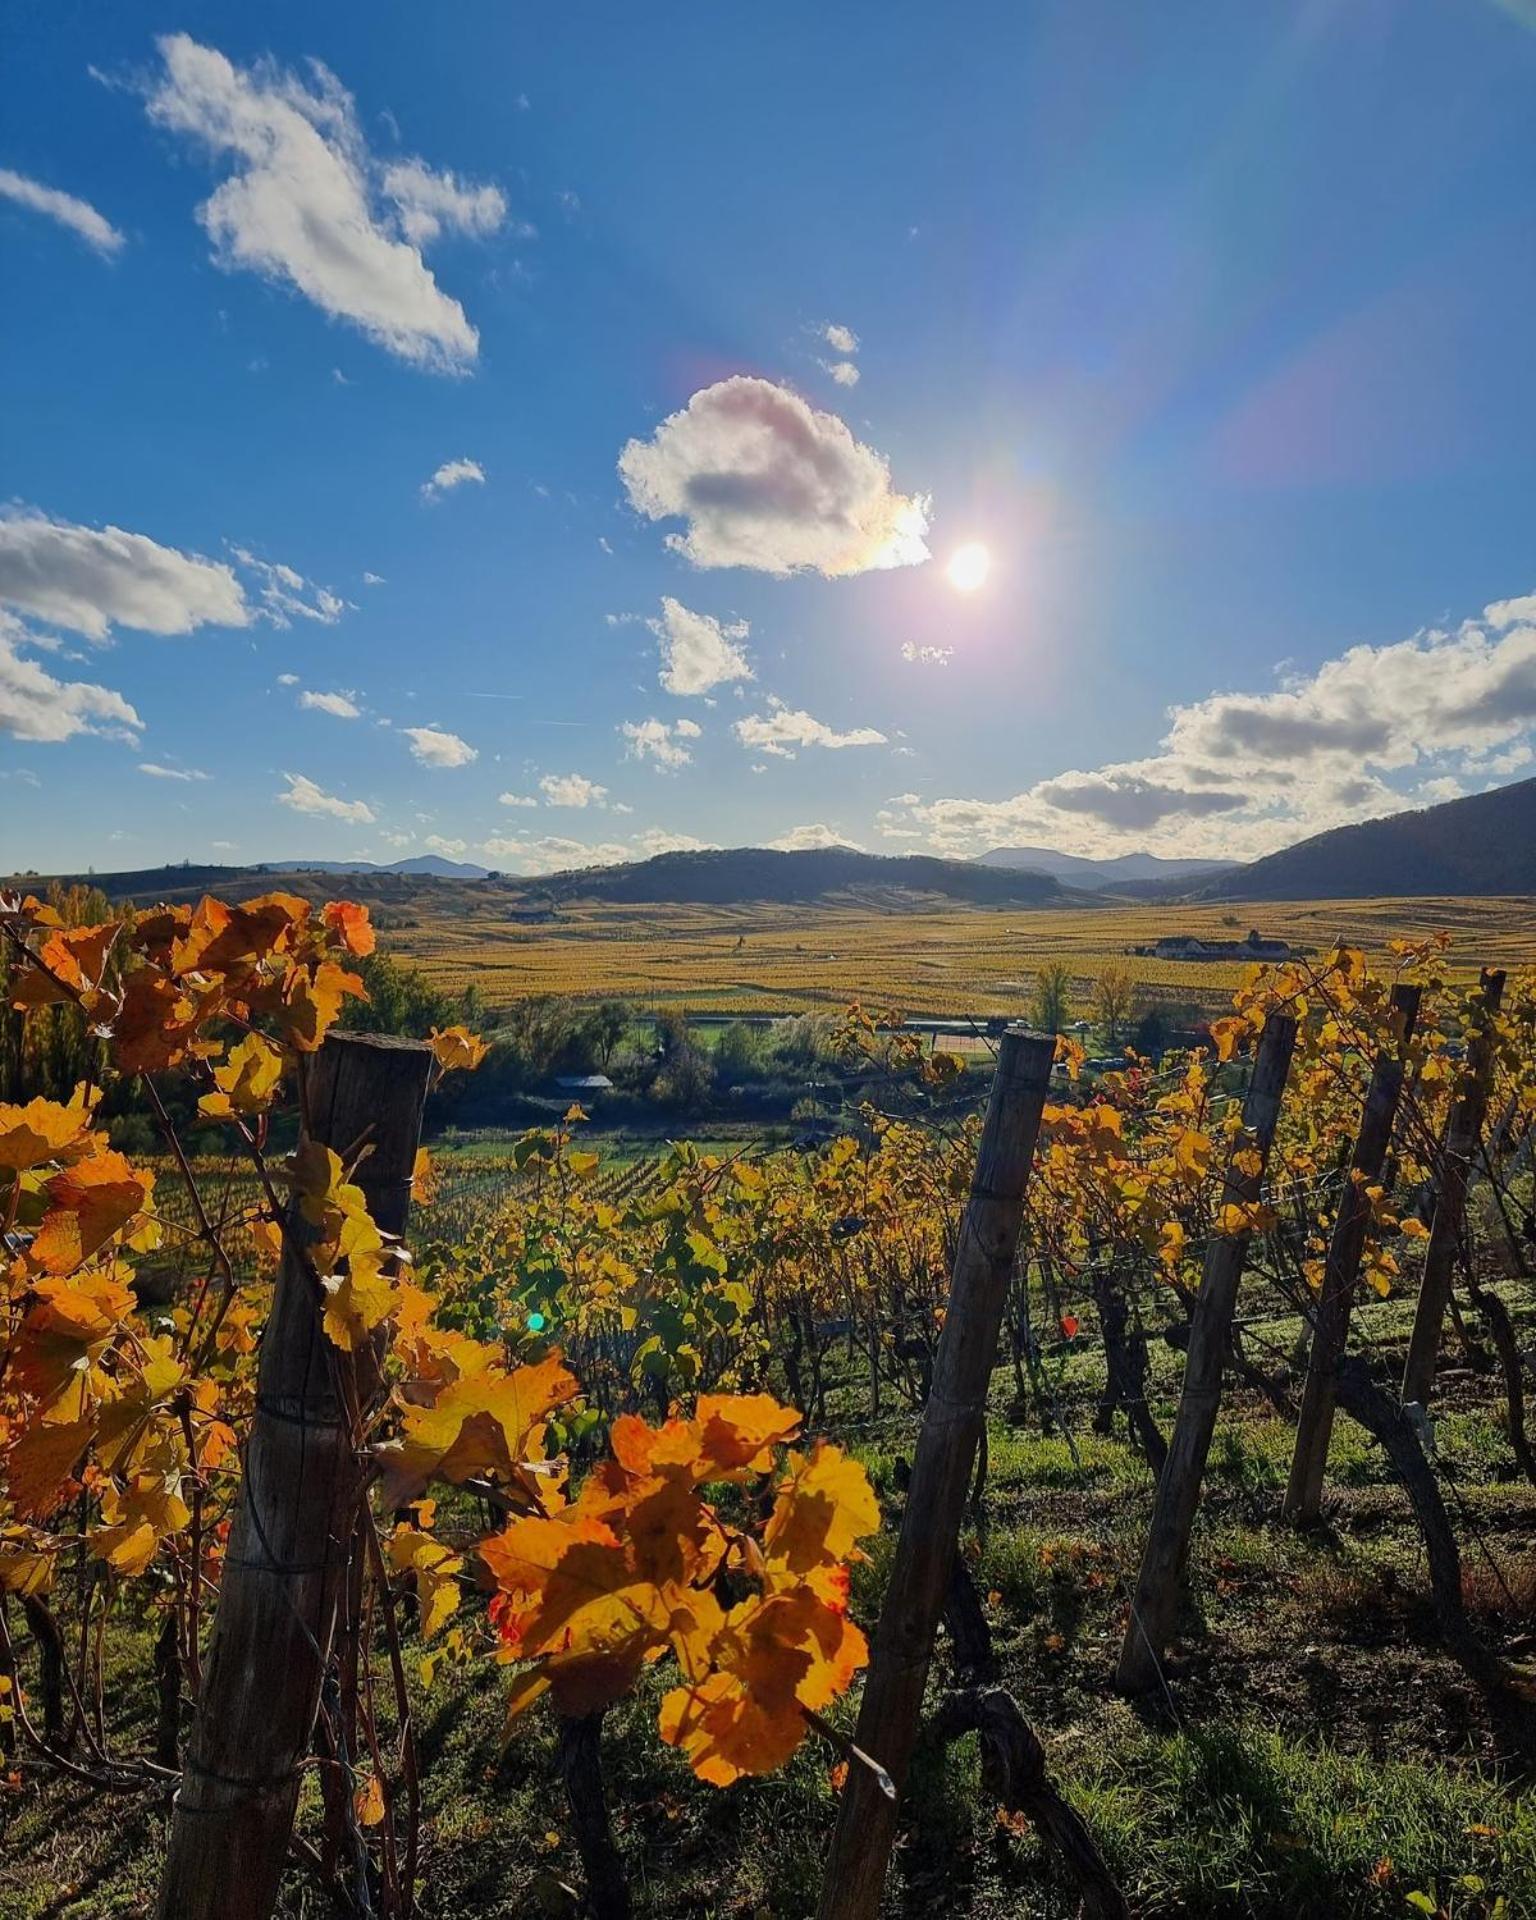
left=8, top=847, right=1069, bottom=913
left=266, top=855, right=491, bottom=879
left=979, top=845, right=1233, bottom=888
left=536, top=846, right=1066, bottom=907
left=1200, top=776, right=1536, bottom=901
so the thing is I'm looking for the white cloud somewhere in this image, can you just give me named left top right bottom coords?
left=276, top=671, right=300, bottom=685
left=144, top=34, right=491, bottom=371
left=0, top=617, right=141, bottom=743
left=299, top=689, right=360, bottom=718
left=0, top=508, right=249, bottom=642
left=421, top=457, right=486, bottom=501
left=822, top=323, right=859, bottom=355
left=618, top=376, right=930, bottom=577
left=138, top=762, right=210, bottom=781
left=884, top=587, right=1536, bottom=861
left=277, top=772, right=374, bottom=823
left=902, top=642, right=953, bottom=667
left=0, top=168, right=125, bottom=257
left=821, top=360, right=860, bottom=387
left=732, top=698, right=887, bottom=759
left=481, top=834, right=630, bottom=873
left=381, top=159, right=507, bottom=246
left=620, top=716, right=697, bottom=769
left=632, top=828, right=713, bottom=857
left=540, top=772, right=608, bottom=807
left=648, top=595, right=753, bottom=696
left=362, top=571, right=386, bottom=586
left=422, top=832, right=467, bottom=856
left=403, top=725, right=477, bottom=767
left=768, top=823, right=864, bottom=852
left=232, top=548, right=345, bottom=626
left=497, top=790, right=539, bottom=808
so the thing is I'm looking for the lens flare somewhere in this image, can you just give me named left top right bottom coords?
left=945, top=541, right=991, bottom=593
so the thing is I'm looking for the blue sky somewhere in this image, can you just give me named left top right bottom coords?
left=3, top=1, right=1535, bottom=875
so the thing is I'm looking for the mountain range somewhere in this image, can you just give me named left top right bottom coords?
left=977, top=846, right=1233, bottom=886
left=12, top=776, right=1536, bottom=909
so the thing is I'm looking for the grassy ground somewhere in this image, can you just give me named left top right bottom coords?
left=381, top=894, right=1536, bottom=1019
left=4, top=1286, right=1534, bottom=1919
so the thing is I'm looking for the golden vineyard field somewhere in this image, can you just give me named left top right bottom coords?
left=382, top=891, right=1536, bottom=1016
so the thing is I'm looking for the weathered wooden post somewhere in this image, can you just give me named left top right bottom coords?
left=1116, top=1013, right=1297, bottom=1693
left=157, top=1032, right=435, bottom=1920
left=1400, top=969, right=1506, bottom=1408
left=816, top=1027, right=1055, bottom=1920
left=1282, top=984, right=1420, bottom=1525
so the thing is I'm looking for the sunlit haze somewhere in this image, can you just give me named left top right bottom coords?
left=2, top=5, right=1534, bottom=877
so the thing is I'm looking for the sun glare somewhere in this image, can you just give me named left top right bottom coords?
left=945, top=541, right=991, bottom=593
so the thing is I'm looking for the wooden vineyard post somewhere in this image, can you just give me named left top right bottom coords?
left=1400, top=969, right=1506, bottom=1409
left=816, top=1027, right=1055, bottom=1920
left=157, top=1032, right=435, bottom=1920
left=1282, top=983, right=1421, bottom=1525
left=1115, top=1013, right=1298, bottom=1694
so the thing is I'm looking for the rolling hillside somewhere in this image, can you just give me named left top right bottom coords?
left=1202, top=776, right=1536, bottom=901
left=8, top=847, right=1068, bottom=914
left=532, top=846, right=1066, bottom=907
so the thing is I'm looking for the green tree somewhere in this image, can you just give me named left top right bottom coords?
left=1032, top=962, right=1073, bottom=1035
left=1092, top=964, right=1135, bottom=1047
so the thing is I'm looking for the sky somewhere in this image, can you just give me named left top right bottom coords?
left=2, top=1, right=1535, bottom=878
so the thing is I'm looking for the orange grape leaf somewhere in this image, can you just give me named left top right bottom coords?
left=322, top=899, right=376, bottom=957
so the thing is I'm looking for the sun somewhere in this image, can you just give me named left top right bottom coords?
left=945, top=541, right=991, bottom=593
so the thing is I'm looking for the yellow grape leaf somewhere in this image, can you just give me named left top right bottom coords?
left=198, top=1032, right=285, bottom=1119
left=320, top=1252, right=397, bottom=1352
left=0, top=1092, right=101, bottom=1173
left=378, top=1351, right=578, bottom=1505
left=354, top=1775, right=386, bottom=1828
left=387, top=1526, right=464, bottom=1638
left=763, top=1443, right=879, bottom=1577
left=429, top=1025, right=488, bottom=1074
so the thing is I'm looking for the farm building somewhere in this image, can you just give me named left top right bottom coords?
left=1145, top=930, right=1292, bottom=962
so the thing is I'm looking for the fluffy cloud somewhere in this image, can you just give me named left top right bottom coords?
left=648, top=595, right=753, bottom=696
left=0, top=168, right=124, bottom=256
left=632, top=828, right=713, bottom=856
left=882, top=588, right=1536, bottom=861
left=422, top=832, right=467, bottom=857
left=144, top=35, right=498, bottom=371
left=481, top=834, right=630, bottom=873
left=901, top=642, right=953, bottom=667
left=620, top=715, right=700, bottom=769
left=822, top=323, right=859, bottom=355
left=421, top=457, right=486, bottom=501
left=768, top=823, right=864, bottom=852
left=138, top=762, right=210, bottom=780
left=732, top=698, right=887, bottom=759
left=0, top=618, right=141, bottom=742
left=0, top=509, right=249, bottom=642
left=480, top=828, right=714, bottom=874
left=821, top=360, right=859, bottom=387
left=403, top=725, right=477, bottom=767
left=299, top=689, right=360, bottom=718
left=498, top=790, right=539, bottom=808
left=382, top=161, right=507, bottom=246
left=617, top=376, right=930, bottom=576
left=540, top=772, right=608, bottom=807
left=277, top=772, right=374, bottom=823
